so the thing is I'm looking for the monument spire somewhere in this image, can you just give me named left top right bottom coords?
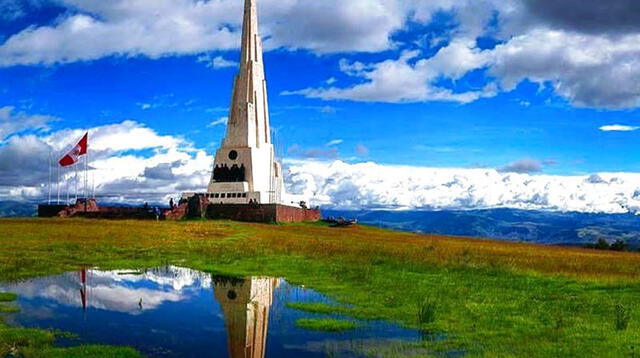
left=240, top=0, right=260, bottom=65
left=207, top=0, right=284, bottom=204
left=225, top=0, right=270, bottom=148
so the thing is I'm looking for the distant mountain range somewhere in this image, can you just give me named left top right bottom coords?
left=0, top=201, right=38, bottom=218
left=3, top=201, right=640, bottom=247
left=323, top=208, right=640, bottom=247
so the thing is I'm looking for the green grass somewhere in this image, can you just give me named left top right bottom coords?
left=0, top=292, right=17, bottom=302
left=22, top=345, right=142, bottom=358
left=0, top=304, right=19, bottom=313
left=1, top=218, right=640, bottom=357
left=286, top=302, right=347, bottom=315
left=295, top=318, right=357, bottom=332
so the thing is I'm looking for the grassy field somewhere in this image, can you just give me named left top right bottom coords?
left=1, top=218, right=640, bottom=357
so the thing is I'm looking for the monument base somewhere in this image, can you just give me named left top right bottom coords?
left=206, top=204, right=321, bottom=223
left=168, top=194, right=320, bottom=223
left=37, top=204, right=69, bottom=218
left=38, top=199, right=161, bottom=220
left=38, top=197, right=321, bottom=224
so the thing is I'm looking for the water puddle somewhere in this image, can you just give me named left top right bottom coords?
left=0, top=266, right=419, bottom=357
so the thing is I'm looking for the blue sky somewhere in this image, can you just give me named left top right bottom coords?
left=1, top=0, right=640, bottom=212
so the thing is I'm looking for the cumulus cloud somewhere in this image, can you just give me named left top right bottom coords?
left=197, top=54, right=238, bottom=69
left=3, top=0, right=640, bottom=108
left=0, top=106, right=57, bottom=141
left=0, top=135, right=51, bottom=187
left=599, top=125, right=639, bottom=132
left=0, top=0, right=239, bottom=66
left=287, top=46, right=495, bottom=103
left=281, top=1, right=640, bottom=109
left=7, top=267, right=210, bottom=314
left=0, top=118, right=211, bottom=204
left=489, top=30, right=640, bottom=109
left=285, top=160, right=640, bottom=214
left=3, top=110, right=640, bottom=215
left=264, top=0, right=405, bottom=53
left=291, top=27, right=640, bottom=108
left=0, top=0, right=410, bottom=66
left=522, top=0, right=640, bottom=35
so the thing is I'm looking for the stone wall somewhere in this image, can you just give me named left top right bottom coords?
left=79, top=207, right=157, bottom=220
left=275, top=205, right=322, bottom=223
left=206, top=204, right=320, bottom=223
left=38, top=199, right=162, bottom=220
left=37, top=204, right=68, bottom=218
left=39, top=198, right=320, bottom=223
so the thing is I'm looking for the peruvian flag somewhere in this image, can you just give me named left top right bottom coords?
left=58, top=133, right=88, bottom=167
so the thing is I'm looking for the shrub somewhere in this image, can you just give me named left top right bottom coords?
left=418, top=298, right=437, bottom=326
left=586, top=238, right=610, bottom=250
left=610, top=240, right=628, bottom=252
left=585, top=239, right=629, bottom=252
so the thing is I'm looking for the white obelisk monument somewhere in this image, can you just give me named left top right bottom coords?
left=207, top=0, right=284, bottom=204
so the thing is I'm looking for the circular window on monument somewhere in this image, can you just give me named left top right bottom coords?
left=227, top=290, right=237, bottom=300
left=228, top=150, right=238, bottom=160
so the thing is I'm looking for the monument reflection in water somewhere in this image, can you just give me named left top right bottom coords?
left=0, top=267, right=419, bottom=357
left=213, top=276, right=278, bottom=358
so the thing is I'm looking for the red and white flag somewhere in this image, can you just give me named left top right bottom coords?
left=58, top=133, right=88, bottom=167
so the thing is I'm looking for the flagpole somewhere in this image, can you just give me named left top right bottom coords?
left=92, top=167, right=95, bottom=199
left=48, top=149, right=52, bottom=205
left=66, top=166, right=70, bottom=204
left=84, top=135, right=89, bottom=201
left=57, top=160, right=60, bottom=204
left=75, top=162, right=79, bottom=203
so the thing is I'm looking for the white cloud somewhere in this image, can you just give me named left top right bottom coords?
left=0, top=0, right=240, bottom=66
left=7, top=266, right=210, bottom=314
left=198, top=54, right=238, bottom=69
left=0, top=118, right=211, bottom=204
left=263, top=0, right=405, bottom=53
left=599, top=124, right=639, bottom=132
left=489, top=30, right=640, bottom=109
left=285, top=160, right=640, bottom=214
left=2, top=0, right=640, bottom=109
left=0, top=106, right=57, bottom=141
left=0, top=0, right=411, bottom=66
left=211, top=56, right=237, bottom=69
left=326, top=139, right=343, bottom=147
left=3, top=111, right=640, bottom=215
left=279, top=2, right=640, bottom=109
left=286, top=45, right=495, bottom=103
left=207, top=117, right=228, bottom=127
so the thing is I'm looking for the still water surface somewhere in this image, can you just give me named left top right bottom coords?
left=0, top=266, right=418, bottom=357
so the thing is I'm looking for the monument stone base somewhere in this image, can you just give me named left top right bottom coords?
left=170, top=194, right=320, bottom=223
left=206, top=203, right=321, bottom=223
